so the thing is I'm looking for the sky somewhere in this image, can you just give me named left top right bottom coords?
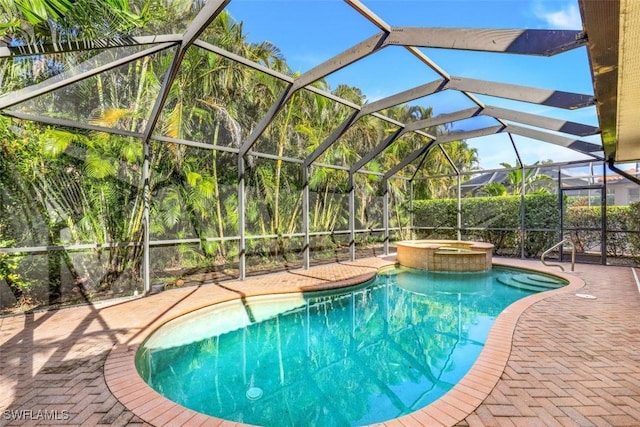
left=222, top=0, right=600, bottom=170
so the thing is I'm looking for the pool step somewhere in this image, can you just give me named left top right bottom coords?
left=497, top=276, right=550, bottom=292
left=497, top=273, right=565, bottom=292
left=523, top=274, right=565, bottom=287
left=513, top=274, right=565, bottom=289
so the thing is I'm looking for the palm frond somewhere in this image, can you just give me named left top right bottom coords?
left=84, top=151, right=116, bottom=179
left=90, top=107, right=132, bottom=128
left=185, top=171, right=201, bottom=188
left=40, top=128, right=79, bottom=157
left=164, top=101, right=184, bottom=139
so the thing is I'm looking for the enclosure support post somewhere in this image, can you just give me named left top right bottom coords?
left=456, top=174, right=462, bottom=240
left=506, top=133, right=525, bottom=259
left=136, top=0, right=229, bottom=292
left=349, top=172, right=356, bottom=261
left=558, top=168, right=564, bottom=263
left=520, top=164, right=526, bottom=259
left=238, top=156, right=246, bottom=280
left=383, top=179, right=390, bottom=255
left=409, top=181, right=414, bottom=240
left=142, top=139, right=150, bottom=294
left=601, top=161, right=607, bottom=265
left=438, top=145, right=461, bottom=240
left=303, top=166, right=310, bottom=269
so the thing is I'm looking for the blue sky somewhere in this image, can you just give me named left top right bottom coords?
left=224, top=0, right=599, bottom=169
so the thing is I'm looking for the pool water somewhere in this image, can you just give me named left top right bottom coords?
left=136, top=266, right=565, bottom=426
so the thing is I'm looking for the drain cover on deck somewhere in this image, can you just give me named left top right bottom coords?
left=575, top=293, right=597, bottom=299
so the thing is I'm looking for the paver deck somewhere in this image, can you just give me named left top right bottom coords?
left=1, top=256, right=639, bottom=426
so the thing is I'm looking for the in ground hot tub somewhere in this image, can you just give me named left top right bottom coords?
left=396, top=239, right=494, bottom=272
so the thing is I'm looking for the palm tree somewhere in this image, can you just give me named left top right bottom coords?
left=0, top=0, right=144, bottom=44
left=478, top=162, right=552, bottom=196
left=501, top=161, right=552, bottom=195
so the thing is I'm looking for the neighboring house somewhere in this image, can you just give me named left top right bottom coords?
left=596, top=168, right=640, bottom=206
left=459, top=165, right=640, bottom=206
left=459, top=166, right=588, bottom=196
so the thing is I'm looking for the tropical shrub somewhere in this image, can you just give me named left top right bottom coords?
left=564, top=206, right=631, bottom=257
left=628, top=202, right=640, bottom=264
left=413, top=193, right=559, bottom=257
left=523, top=194, right=560, bottom=257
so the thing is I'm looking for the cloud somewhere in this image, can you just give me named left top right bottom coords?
left=535, top=3, right=582, bottom=30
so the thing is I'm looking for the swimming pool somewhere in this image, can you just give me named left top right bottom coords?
left=135, top=266, right=566, bottom=426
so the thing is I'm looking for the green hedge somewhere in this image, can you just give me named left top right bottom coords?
left=413, top=194, right=559, bottom=257
left=413, top=196, right=640, bottom=262
left=565, top=205, right=635, bottom=258
left=629, top=202, right=640, bottom=261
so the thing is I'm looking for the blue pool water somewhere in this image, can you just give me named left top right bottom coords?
left=136, top=266, right=565, bottom=426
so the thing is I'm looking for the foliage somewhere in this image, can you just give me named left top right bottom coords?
left=566, top=194, right=615, bottom=207
left=0, top=0, right=145, bottom=44
left=477, top=182, right=507, bottom=197
left=0, top=242, right=32, bottom=303
left=478, top=162, right=552, bottom=196
left=0, top=9, right=482, bottom=312
left=564, top=205, right=634, bottom=258
left=413, top=194, right=559, bottom=257
left=628, top=202, right=640, bottom=264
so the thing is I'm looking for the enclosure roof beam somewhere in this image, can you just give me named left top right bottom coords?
left=310, top=76, right=593, bottom=158
left=481, top=105, right=600, bottom=136
left=194, top=40, right=364, bottom=112
left=408, top=149, right=431, bottom=182
left=345, top=0, right=453, bottom=98
left=304, top=111, right=360, bottom=167
left=299, top=1, right=590, bottom=173
left=345, top=0, right=392, bottom=32
left=508, top=132, right=524, bottom=168
left=141, top=0, right=229, bottom=143
left=358, top=79, right=447, bottom=117
left=1, top=111, right=144, bottom=138
left=447, top=76, right=595, bottom=109
left=400, top=102, right=600, bottom=143
left=345, top=0, right=453, bottom=118
left=383, top=27, right=586, bottom=56
left=439, top=145, right=461, bottom=175
left=0, top=34, right=182, bottom=58
left=239, top=32, right=389, bottom=156
left=404, top=45, right=488, bottom=122
left=304, top=80, right=443, bottom=167
left=350, top=127, right=405, bottom=174
left=195, top=39, right=293, bottom=83
left=505, top=124, right=603, bottom=157
left=0, top=42, right=177, bottom=110
left=434, top=125, right=505, bottom=145
left=292, top=33, right=389, bottom=91
left=237, top=85, right=294, bottom=157
left=405, top=46, right=490, bottom=125
left=303, top=79, right=444, bottom=167
left=404, top=46, right=450, bottom=79
left=401, top=108, right=482, bottom=135
left=383, top=140, right=435, bottom=181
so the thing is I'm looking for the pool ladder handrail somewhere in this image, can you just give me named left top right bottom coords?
left=541, top=238, right=575, bottom=272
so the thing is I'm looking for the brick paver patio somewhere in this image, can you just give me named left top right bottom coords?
left=1, top=256, right=639, bottom=426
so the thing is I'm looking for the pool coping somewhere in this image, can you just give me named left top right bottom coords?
left=104, top=260, right=585, bottom=427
